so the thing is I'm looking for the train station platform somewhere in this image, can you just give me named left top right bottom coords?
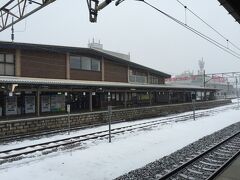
left=215, top=155, right=240, bottom=180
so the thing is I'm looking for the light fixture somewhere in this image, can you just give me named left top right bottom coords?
left=11, top=84, right=18, bottom=92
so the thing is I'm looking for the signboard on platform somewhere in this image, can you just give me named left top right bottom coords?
left=67, top=104, right=70, bottom=113
left=41, top=95, right=50, bottom=112
left=6, top=96, right=17, bottom=115
left=51, top=95, right=65, bottom=112
left=25, top=96, right=35, bottom=114
left=0, top=107, right=2, bottom=116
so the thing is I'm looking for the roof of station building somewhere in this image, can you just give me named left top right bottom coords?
left=0, top=41, right=171, bottom=78
left=0, top=76, right=218, bottom=91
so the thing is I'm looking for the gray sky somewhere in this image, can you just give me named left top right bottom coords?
left=0, top=0, right=240, bottom=76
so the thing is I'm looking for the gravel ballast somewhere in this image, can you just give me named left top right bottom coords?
left=115, top=122, right=240, bottom=180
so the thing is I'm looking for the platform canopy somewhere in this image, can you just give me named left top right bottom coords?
left=0, top=76, right=217, bottom=91
left=218, top=0, right=240, bottom=23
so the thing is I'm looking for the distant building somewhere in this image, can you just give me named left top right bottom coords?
left=166, top=62, right=235, bottom=99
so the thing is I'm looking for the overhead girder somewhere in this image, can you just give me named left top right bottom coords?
left=205, top=71, right=240, bottom=78
left=0, top=0, right=127, bottom=32
left=86, top=0, right=99, bottom=23
left=0, top=0, right=56, bottom=32
left=204, top=71, right=240, bottom=86
left=0, top=0, right=102, bottom=32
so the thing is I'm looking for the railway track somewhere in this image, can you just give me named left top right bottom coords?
left=0, top=104, right=237, bottom=165
left=1, top=103, right=237, bottom=143
left=157, top=131, right=240, bottom=180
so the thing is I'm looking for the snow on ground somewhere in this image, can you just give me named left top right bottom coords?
left=0, top=102, right=240, bottom=180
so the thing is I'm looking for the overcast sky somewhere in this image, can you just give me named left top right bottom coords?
left=0, top=0, right=240, bottom=75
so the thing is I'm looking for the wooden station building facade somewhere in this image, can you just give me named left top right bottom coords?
left=0, top=41, right=216, bottom=119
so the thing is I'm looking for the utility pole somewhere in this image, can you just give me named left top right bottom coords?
left=227, top=81, right=230, bottom=98
left=203, top=70, right=206, bottom=88
left=203, top=70, right=206, bottom=101
left=67, top=104, right=71, bottom=135
left=192, top=93, right=196, bottom=120
left=11, top=17, right=14, bottom=42
left=236, top=77, right=239, bottom=109
left=107, top=92, right=112, bottom=143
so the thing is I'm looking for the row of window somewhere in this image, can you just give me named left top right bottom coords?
left=149, top=75, right=160, bottom=84
left=70, top=56, right=101, bottom=71
left=129, top=69, right=163, bottom=84
left=0, top=53, right=162, bottom=84
left=129, top=74, right=162, bottom=84
left=129, top=75, right=148, bottom=84
left=0, top=54, right=15, bottom=76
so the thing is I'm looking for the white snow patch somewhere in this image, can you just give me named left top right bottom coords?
left=0, top=103, right=239, bottom=180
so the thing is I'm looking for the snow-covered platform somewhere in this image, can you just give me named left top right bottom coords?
left=0, top=102, right=239, bottom=180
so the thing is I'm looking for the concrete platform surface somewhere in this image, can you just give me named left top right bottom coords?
left=215, top=155, right=240, bottom=180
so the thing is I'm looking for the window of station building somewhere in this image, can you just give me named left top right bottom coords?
left=70, top=56, right=81, bottom=69
left=0, top=64, right=4, bottom=74
left=149, top=75, right=159, bottom=84
left=6, top=54, right=14, bottom=63
left=70, top=56, right=100, bottom=71
left=81, top=57, right=91, bottom=70
left=91, top=59, right=100, bottom=71
left=5, top=64, right=14, bottom=75
left=0, top=54, right=4, bottom=62
left=0, top=53, right=15, bottom=76
left=129, top=69, right=133, bottom=75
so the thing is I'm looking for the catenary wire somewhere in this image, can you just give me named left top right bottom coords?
left=176, top=0, right=240, bottom=52
left=137, top=0, right=240, bottom=60
left=139, top=0, right=240, bottom=58
left=4, top=0, right=240, bottom=63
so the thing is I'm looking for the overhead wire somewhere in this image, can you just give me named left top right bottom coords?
left=140, top=0, right=240, bottom=58
left=137, top=0, right=240, bottom=60
left=4, top=0, right=240, bottom=63
left=176, top=0, right=240, bottom=52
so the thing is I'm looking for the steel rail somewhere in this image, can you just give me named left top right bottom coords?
left=0, top=104, right=232, bottom=144
left=158, top=131, right=240, bottom=180
left=0, top=103, right=236, bottom=143
left=0, top=113, right=202, bottom=157
left=0, top=105, right=235, bottom=151
left=0, top=105, right=236, bottom=163
left=206, top=149, right=240, bottom=180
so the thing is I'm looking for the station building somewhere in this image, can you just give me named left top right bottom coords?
left=0, top=41, right=217, bottom=119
